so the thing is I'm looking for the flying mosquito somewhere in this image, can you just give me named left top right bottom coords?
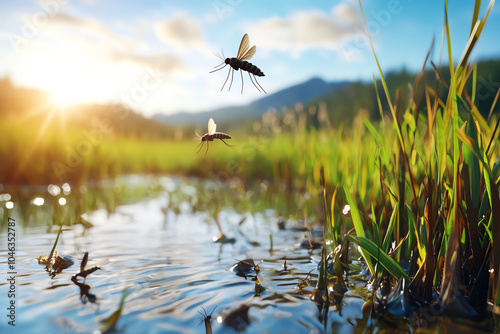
left=196, top=118, right=234, bottom=155
left=210, top=33, right=266, bottom=94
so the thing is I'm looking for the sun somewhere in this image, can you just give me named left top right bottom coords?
left=48, top=87, right=80, bottom=109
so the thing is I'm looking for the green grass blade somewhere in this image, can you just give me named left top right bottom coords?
left=406, top=205, right=416, bottom=256
left=464, top=116, right=481, bottom=207
left=371, top=203, right=382, bottom=247
left=363, top=117, right=383, bottom=146
left=100, top=288, right=131, bottom=333
left=47, top=223, right=64, bottom=264
left=444, top=0, right=454, bottom=77
left=382, top=205, right=398, bottom=253
left=470, top=0, right=482, bottom=36
left=416, top=217, right=427, bottom=262
left=331, top=188, right=340, bottom=246
left=472, top=64, right=477, bottom=104
left=347, top=235, right=410, bottom=283
left=344, top=186, right=375, bottom=276
left=457, top=0, right=495, bottom=71
left=372, top=74, right=385, bottom=122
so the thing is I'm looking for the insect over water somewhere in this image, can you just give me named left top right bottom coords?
left=196, top=118, right=234, bottom=155
left=210, top=33, right=266, bottom=94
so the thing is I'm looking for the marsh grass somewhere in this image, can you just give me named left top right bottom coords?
left=307, top=0, right=500, bottom=325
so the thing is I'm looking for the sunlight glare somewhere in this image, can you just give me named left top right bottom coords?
left=32, top=197, right=45, bottom=206
left=59, top=198, right=67, bottom=205
left=62, top=183, right=71, bottom=195
left=1, top=193, right=11, bottom=201
left=49, top=89, right=78, bottom=109
left=48, top=184, right=61, bottom=196
left=6, top=201, right=14, bottom=209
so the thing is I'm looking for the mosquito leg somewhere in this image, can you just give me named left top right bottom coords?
left=240, top=70, right=244, bottom=94
left=228, top=68, right=234, bottom=91
left=248, top=73, right=262, bottom=93
left=196, top=141, right=204, bottom=154
left=220, top=138, right=235, bottom=148
left=221, top=68, right=231, bottom=91
left=253, top=75, right=267, bottom=94
left=210, top=63, right=227, bottom=73
left=205, top=142, right=210, bottom=155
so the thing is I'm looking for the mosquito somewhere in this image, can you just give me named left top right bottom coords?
left=196, top=118, right=234, bottom=155
left=198, top=306, right=217, bottom=334
left=210, top=33, right=266, bottom=94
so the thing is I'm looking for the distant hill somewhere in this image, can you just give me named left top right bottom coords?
left=152, top=77, right=347, bottom=126
left=0, top=78, right=174, bottom=139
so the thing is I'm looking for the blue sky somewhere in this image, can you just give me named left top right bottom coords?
left=1, top=0, right=499, bottom=117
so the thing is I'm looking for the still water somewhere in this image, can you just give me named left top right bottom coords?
left=0, top=176, right=495, bottom=333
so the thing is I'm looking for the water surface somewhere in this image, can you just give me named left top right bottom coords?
left=0, top=176, right=495, bottom=333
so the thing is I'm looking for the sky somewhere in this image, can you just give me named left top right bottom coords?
left=0, top=0, right=499, bottom=117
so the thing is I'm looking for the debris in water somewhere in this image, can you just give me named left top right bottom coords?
left=38, top=251, right=74, bottom=275
left=254, top=277, right=266, bottom=296
left=72, top=252, right=101, bottom=281
left=231, top=258, right=261, bottom=280
left=71, top=276, right=97, bottom=304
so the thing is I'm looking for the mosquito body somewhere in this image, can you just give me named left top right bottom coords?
left=198, top=306, right=217, bottom=334
left=196, top=118, right=234, bottom=154
left=210, top=33, right=266, bottom=94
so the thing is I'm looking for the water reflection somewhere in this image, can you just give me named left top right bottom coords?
left=71, top=276, right=97, bottom=304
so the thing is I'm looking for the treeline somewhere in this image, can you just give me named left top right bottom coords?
left=306, top=58, right=500, bottom=126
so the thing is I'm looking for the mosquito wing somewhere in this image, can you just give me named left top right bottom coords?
left=236, top=33, right=251, bottom=60
left=208, top=118, right=216, bottom=135
left=240, top=45, right=256, bottom=61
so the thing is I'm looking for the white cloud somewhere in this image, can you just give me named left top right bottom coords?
left=248, top=2, right=364, bottom=55
left=106, top=50, right=189, bottom=75
left=42, top=12, right=189, bottom=74
left=154, top=15, right=211, bottom=55
left=49, top=12, right=144, bottom=51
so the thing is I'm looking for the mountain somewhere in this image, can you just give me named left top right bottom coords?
left=152, top=77, right=347, bottom=126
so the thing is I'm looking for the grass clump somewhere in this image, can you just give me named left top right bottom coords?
left=311, top=0, right=500, bottom=326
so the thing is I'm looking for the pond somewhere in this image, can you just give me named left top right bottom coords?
left=0, top=175, right=496, bottom=333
